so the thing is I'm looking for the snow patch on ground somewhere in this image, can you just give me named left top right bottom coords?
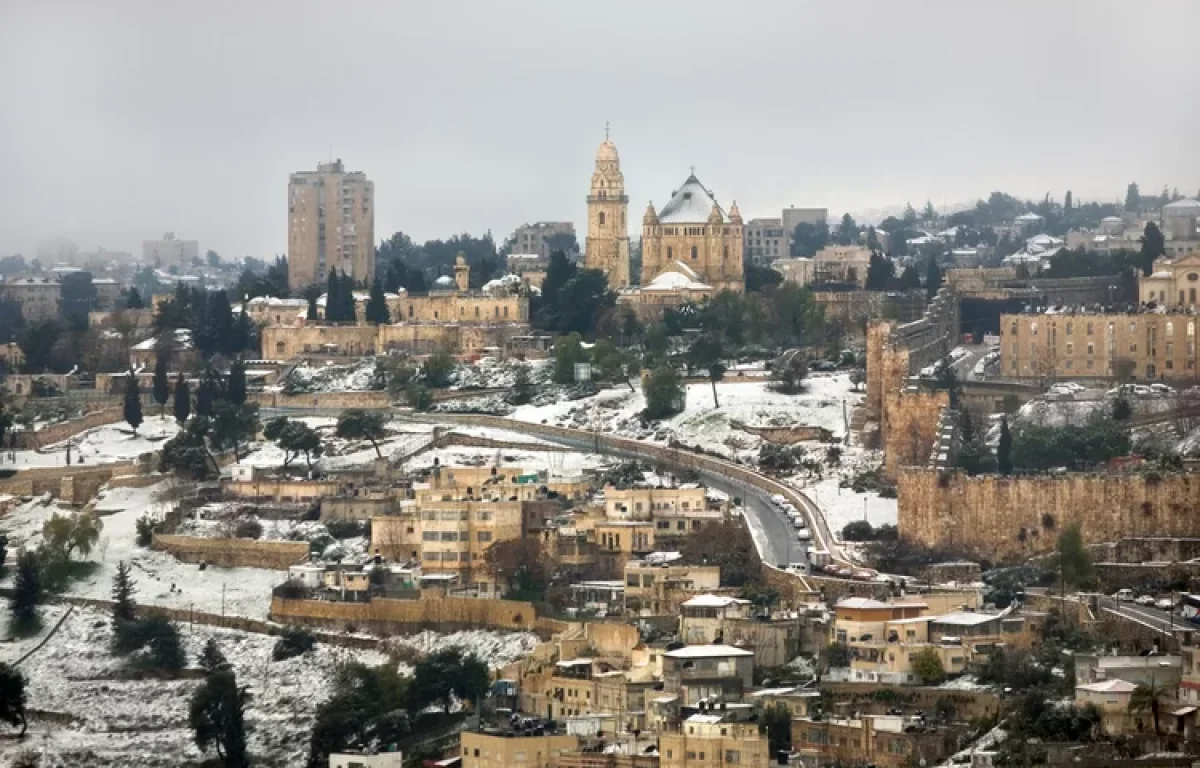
left=0, top=605, right=387, bottom=767
left=0, top=482, right=288, bottom=620
left=5, top=415, right=180, bottom=469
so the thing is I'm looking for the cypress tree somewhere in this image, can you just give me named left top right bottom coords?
left=153, top=355, right=170, bottom=416
left=365, top=277, right=390, bottom=325
left=124, top=372, right=144, bottom=435
left=227, top=358, right=247, bottom=407
left=340, top=272, right=357, bottom=323
left=173, top=374, right=191, bottom=424
left=325, top=270, right=339, bottom=322
left=997, top=415, right=1013, bottom=476
left=10, top=549, right=41, bottom=631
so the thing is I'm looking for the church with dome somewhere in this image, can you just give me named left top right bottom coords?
left=584, top=133, right=745, bottom=295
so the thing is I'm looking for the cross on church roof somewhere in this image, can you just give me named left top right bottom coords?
left=605, top=121, right=610, bottom=140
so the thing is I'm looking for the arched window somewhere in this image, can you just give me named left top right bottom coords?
left=1065, top=322, right=1073, bottom=335
left=599, top=212, right=606, bottom=225
left=1191, top=287, right=1197, bottom=304
left=690, top=246, right=698, bottom=260
left=408, top=305, right=413, bottom=318
left=1167, top=322, right=1174, bottom=337
left=667, top=247, right=673, bottom=260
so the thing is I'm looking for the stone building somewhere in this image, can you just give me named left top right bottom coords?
left=1140, top=254, right=1200, bottom=308
left=791, top=713, right=959, bottom=768
left=584, top=134, right=632, bottom=288
left=288, top=159, right=375, bottom=291
left=460, top=729, right=579, bottom=768
left=811, top=245, right=871, bottom=286
left=641, top=174, right=744, bottom=294
left=616, top=262, right=715, bottom=321
left=659, top=717, right=771, bottom=768
left=999, top=310, right=1198, bottom=381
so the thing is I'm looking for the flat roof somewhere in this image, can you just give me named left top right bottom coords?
left=682, top=594, right=750, bottom=608
left=665, top=644, right=754, bottom=659
left=931, top=612, right=1004, bottom=627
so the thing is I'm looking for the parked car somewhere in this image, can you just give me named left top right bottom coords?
left=1155, top=597, right=1175, bottom=611
left=809, top=360, right=837, bottom=372
left=796, top=529, right=811, bottom=541
left=770, top=494, right=786, bottom=506
left=1135, top=594, right=1156, bottom=606
left=1113, top=589, right=1134, bottom=602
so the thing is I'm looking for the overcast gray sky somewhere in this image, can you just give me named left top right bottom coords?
left=2, top=0, right=1199, bottom=262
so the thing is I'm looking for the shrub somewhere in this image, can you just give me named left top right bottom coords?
left=234, top=519, right=263, bottom=540
left=841, top=520, right=875, bottom=541
left=274, top=579, right=313, bottom=600
left=325, top=519, right=368, bottom=540
left=135, top=514, right=156, bottom=547
left=273, top=626, right=316, bottom=661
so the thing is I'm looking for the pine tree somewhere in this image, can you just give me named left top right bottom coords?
left=153, top=354, right=170, bottom=417
left=190, top=667, right=249, bottom=767
left=9, top=549, right=41, bottom=631
left=365, top=277, right=390, bottom=325
left=173, top=374, right=191, bottom=424
left=226, top=358, right=247, bottom=407
left=1063, top=190, right=1073, bottom=214
left=124, top=371, right=144, bottom=435
left=997, top=415, right=1013, bottom=476
left=112, top=560, right=137, bottom=624
left=199, top=637, right=228, bottom=675
left=306, top=296, right=318, bottom=322
left=125, top=287, right=145, bottom=309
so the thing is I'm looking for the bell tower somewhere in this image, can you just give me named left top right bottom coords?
left=584, top=127, right=631, bottom=288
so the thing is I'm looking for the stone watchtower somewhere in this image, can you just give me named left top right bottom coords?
left=584, top=130, right=632, bottom=288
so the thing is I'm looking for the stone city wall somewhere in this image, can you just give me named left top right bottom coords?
left=0, top=462, right=140, bottom=504
left=152, top=534, right=310, bottom=570
left=898, top=467, right=1200, bottom=561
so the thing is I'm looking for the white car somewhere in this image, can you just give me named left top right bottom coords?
left=796, top=530, right=812, bottom=541
left=1113, top=589, right=1134, bottom=602
left=1155, top=598, right=1175, bottom=611
left=770, top=494, right=786, bottom=507
left=1135, top=595, right=1156, bottom=606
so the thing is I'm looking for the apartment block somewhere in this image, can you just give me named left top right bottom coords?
left=510, top=222, right=576, bottom=260
left=1000, top=311, right=1198, bottom=381
left=288, top=159, right=374, bottom=291
left=659, top=717, right=770, bottom=768
left=142, top=232, right=199, bottom=268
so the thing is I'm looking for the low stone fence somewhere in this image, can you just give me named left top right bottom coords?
left=224, top=479, right=344, bottom=502
left=152, top=534, right=310, bottom=570
left=734, top=424, right=834, bottom=445
left=250, top=390, right=391, bottom=410
left=12, top=406, right=125, bottom=450
left=270, top=595, right=539, bottom=634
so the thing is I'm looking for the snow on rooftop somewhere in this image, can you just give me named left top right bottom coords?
left=1164, top=198, right=1200, bottom=211
left=681, top=594, right=750, bottom=608
left=1077, top=679, right=1138, bottom=694
left=658, top=175, right=725, bottom=224
left=931, top=611, right=1003, bottom=626
left=643, top=269, right=713, bottom=292
left=664, top=644, right=754, bottom=659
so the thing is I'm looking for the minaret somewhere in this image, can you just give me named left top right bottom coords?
left=584, top=127, right=631, bottom=288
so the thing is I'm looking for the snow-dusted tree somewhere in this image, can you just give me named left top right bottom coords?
left=112, top=560, right=137, bottom=625
left=335, top=409, right=387, bottom=457
left=190, top=667, right=249, bottom=767
left=199, top=637, right=228, bottom=674
left=152, top=355, right=170, bottom=416
left=173, top=374, right=191, bottom=424
left=124, top=371, right=143, bottom=435
left=42, top=511, right=102, bottom=561
left=0, top=663, right=27, bottom=736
